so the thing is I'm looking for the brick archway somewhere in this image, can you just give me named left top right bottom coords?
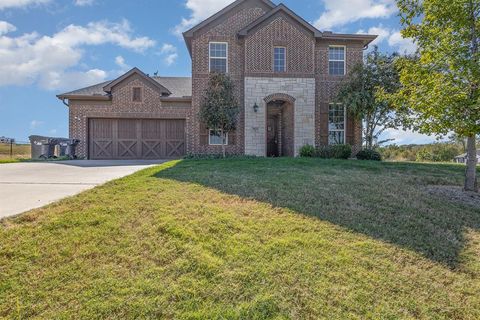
left=264, top=93, right=296, bottom=105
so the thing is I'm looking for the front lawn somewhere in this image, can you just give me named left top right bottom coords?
left=1, top=159, right=479, bottom=319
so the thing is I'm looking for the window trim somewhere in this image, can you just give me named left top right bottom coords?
left=209, top=42, right=228, bottom=73
left=208, top=129, right=229, bottom=146
left=328, top=45, right=346, bottom=76
left=132, top=87, right=142, bottom=102
left=328, top=103, right=346, bottom=145
left=273, top=46, right=287, bottom=73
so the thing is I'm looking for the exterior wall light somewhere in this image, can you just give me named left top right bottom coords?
left=253, top=103, right=259, bottom=113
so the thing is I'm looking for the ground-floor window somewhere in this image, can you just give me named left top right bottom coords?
left=209, top=129, right=228, bottom=145
left=328, top=104, right=346, bottom=145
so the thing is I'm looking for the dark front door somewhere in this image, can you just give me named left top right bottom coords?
left=89, top=118, right=186, bottom=160
left=267, top=116, right=279, bottom=157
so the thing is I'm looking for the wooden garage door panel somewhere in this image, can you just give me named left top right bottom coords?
left=90, top=119, right=114, bottom=159
left=89, top=119, right=185, bottom=160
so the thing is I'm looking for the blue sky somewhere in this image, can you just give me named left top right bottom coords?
left=0, top=0, right=434, bottom=144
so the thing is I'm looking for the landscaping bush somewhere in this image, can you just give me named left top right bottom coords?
left=299, top=145, right=316, bottom=157
left=315, top=144, right=352, bottom=159
left=357, top=149, right=382, bottom=161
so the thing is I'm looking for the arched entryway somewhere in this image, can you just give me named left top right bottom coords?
left=264, top=94, right=295, bottom=157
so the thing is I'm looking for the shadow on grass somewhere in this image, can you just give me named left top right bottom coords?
left=153, top=158, right=480, bottom=268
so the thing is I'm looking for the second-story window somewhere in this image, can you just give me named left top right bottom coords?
left=329, top=46, right=345, bottom=76
left=209, top=42, right=228, bottom=73
left=274, top=47, right=286, bottom=72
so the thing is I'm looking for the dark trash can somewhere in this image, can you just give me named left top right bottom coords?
left=29, top=136, right=59, bottom=160
left=65, top=139, right=80, bottom=160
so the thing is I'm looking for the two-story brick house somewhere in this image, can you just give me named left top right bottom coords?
left=58, top=0, right=376, bottom=160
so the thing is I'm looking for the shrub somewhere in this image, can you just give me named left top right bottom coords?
left=299, top=145, right=316, bottom=157
left=315, top=144, right=352, bottom=159
left=357, top=149, right=382, bottom=161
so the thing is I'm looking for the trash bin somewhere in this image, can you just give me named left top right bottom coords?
left=29, top=135, right=59, bottom=160
left=65, top=139, right=80, bottom=160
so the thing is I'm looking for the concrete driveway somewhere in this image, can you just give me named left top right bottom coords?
left=0, top=160, right=166, bottom=219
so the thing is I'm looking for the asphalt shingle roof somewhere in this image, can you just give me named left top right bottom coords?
left=58, top=77, right=192, bottom=98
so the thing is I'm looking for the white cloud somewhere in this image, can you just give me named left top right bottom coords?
left=115, top=55, right=130, bottom=71
left=0, top=0, right=50, bottom=10
left=388, top=31, right=417, bottom=54
left=41, top=69, right=107, bottom=90
left=74, top=0, right=94, bottom=6
left=30, top=120, right=44, bottom=129
left=357, top=26, right=417, bottom=54
left=0, top=20, right=155, bottom=90
left=314, top=0, right=397, bottom=31
left=357, top=25, right=390, bottom=47
left=160, top=43, right=178, bottom=66
left=0, top=21, right=16, bottom=35
left=173, top=0, right=234, bottom=36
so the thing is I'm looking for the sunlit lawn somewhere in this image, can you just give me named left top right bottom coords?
left=1, top=158, right=479, bottom=319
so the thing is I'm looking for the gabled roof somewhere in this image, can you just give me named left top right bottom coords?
left=103, top=67, right=171, bottom=95
left=238, top=3, right=322, bottom=37
left=57, top=71, right=192, bottom=101
left=183, top=0, right=276, bottom=55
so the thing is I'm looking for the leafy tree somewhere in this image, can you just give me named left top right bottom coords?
left=199, top=73, right=240, bottom=158
left=336, top=46, right=401, bottom=149
left=393, top=0, right=480, bottom=192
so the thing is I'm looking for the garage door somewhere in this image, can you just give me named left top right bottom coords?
left=89, top=119, right=186, bottom=160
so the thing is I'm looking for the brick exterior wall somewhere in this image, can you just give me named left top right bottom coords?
left=315, top=40, right=364, bottom=154
left=189, top=2, right=269, bottom=155
left=245, top=13, right=315, bottom=77
left=69, top=74, right=190, bottom=159
left=67, top=0, right=366, bottom=158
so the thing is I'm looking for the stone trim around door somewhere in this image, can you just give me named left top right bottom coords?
left=244, top=77, right=316, bottom=157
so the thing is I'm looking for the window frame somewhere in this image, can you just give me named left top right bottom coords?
left=132, top=87, right=142, bottom=102
left=328, top=45, right=346, bottom=76
left=273, top=46, right=287, bottom=73
left=208, top=129, right=229, bottom=146
left=328, top=103, right=347, bottom=145
left=209, top=42, right=228, bottom=73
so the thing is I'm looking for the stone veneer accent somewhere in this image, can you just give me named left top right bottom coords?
left=245, top=77, right=315, bottom=156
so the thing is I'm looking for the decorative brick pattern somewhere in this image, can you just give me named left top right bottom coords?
left=245, top=14, right=315, bottom=76
left=245, top=77, right=315, bottom=156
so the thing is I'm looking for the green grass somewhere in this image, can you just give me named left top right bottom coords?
left=1, top=158, right=479, bottom=319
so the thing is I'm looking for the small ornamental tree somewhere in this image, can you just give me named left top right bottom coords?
left=336, top=46, right=401, bottom=149
left=199, top=73, right=240, bottom=158
left=393, top=0, right=480, bottom=192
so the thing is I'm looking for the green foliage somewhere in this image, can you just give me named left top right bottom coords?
left=299, top=145, right=316, bottom=158
left=336, top=46, right=401, bottom=148
left=357, top=149, right=382, bottom=161
left=315, top=144, right=352, bottom=159
left=392, top=0, right=480, bottom=137
left=379, top=143, right=463, bottom=162
left=199, top=73, right=240, bottom=157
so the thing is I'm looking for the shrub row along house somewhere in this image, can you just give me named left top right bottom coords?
left=57, top=0, right=376, bottom=160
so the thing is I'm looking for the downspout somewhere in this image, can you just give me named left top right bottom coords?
left=61, top=98, right=69, bottom=107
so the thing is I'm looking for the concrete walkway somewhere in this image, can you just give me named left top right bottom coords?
left=0, top=160, right=166, bottom=219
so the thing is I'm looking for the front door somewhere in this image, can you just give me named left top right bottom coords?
left=267, top=116, right=279, bottom=157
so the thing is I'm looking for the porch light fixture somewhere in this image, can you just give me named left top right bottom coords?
left=253, top=103, right=259, bottom=113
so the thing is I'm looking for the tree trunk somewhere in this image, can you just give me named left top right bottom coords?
left=221, top=129, right=226, bottom=158
left=464, top=135, right=478, bottom=192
